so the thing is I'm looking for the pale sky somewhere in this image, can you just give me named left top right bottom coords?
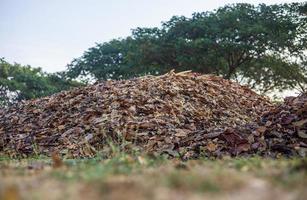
left=1, top=0, right=305, bottom=73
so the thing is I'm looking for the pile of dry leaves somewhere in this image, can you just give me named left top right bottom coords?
left=0, top=71, right=304, bottom=158
left=215, top=92, right=307, bottom=158
left=257, top=93, right=307, bottom=157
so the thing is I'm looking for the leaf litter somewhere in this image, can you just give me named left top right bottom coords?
left=0, top=71, right=305, bottom=158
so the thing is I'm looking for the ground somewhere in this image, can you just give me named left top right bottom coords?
left=0, top=154, right=307, bottom=200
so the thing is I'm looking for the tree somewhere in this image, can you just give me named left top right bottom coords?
left=66, top=2, right=307, bottom=94
left=66, top=38, right=137, bottom=81
left=158, top=3, right=306, bottom=81
left=0, top=59, right=81, bottom=107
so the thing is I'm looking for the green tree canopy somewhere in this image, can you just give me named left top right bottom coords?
left=0, top=58, right=81, bottom=107
left=67, top=2, right=307, bottom=94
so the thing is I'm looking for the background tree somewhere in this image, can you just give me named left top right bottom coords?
left=0, top=58, right=81, bottom=107
left=66, top=2, right=306, bottom=94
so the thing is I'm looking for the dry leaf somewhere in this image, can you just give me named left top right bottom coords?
left=51, top=151, right=63, bottom=168
left=298, top=130, right=307, bottom=139
left=257, top=126, right=267, bottom=134
left=174, top=129, right=189, bottom=137
left=293, top=119, right=307, bottom=128
left=58, top=125, right=65, bottom=130
left=207, top=142, right=217, bottom=152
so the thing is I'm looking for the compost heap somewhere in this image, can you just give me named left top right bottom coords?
left=0, top=71, right=305, bottom=158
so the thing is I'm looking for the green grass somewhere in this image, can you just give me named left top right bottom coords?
left=51, top=154, right=166, bottom=181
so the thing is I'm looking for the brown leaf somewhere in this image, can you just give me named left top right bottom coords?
left=293, top=119, right=307, bottom=128
left=138, top=122, right=155, bottom=129
left=128, top=105, right=136, bottom=114
left=280, top=114, right=296, bottom=125
left=298, top=130, right=307, bottom=139
left=207, top=141, right=217, bottom=152
left=174, top=129, right=189, bottom=137
left=237, top=143, right=251, bottom=153
left=256, top=126, right=266, bottom=134
left=51, top=151, right=63, bottom=168
left=58, top=125, right=65, bottom=130
left=265, top=121, right=272, bottom=127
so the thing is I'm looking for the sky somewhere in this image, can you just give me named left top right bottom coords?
left=0, top=0, right=306, bottom=73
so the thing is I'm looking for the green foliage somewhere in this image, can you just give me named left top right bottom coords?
left=0, top=58, right=81, bottom=106
left=67, top=2, right=306, bottom=94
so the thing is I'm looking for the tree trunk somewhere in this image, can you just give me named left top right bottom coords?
left=224, top=64, right=236, bottom=79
